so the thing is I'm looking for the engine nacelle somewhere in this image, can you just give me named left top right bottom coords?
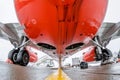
left=83, top=47, right=95, bottom=62
left=26, top=46, right=38, bottom=63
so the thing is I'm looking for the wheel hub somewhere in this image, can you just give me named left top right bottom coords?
left=23, top=53, right=29, bottom=64
left=13, top=53, right=18, bottom=62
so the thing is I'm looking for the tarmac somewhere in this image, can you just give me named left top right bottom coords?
left=0, top=61, right=120, bottom=80
left=64, top=64, right=120, bottom=80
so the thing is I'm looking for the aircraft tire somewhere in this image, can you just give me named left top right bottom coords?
left=17, top=49, right=29, bottom=66
left=8, top=49, right=19, bottom=64
left=102, top=48, right=112, bottom=61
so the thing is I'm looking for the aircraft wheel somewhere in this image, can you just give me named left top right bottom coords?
left=102, top=48, right=112, bottom=61
left=80, top=62, right=88, bottom=69
left=8, top=49, right=19, bottom=64
left=17, top=49, right=29, bottom=66
left=118, top=52, right=120, bottom=58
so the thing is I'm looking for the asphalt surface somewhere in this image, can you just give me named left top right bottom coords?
left=64, top=63, right=120, bottom=80
left=0, top=62, right=53, bottom=80
left=0, top=62, right=120, bottom=80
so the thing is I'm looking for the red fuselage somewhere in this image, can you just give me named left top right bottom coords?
left=14, top=0, right=108, bottom=55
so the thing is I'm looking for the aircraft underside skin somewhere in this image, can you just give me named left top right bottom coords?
left=14, top=0, right=108, bottom=54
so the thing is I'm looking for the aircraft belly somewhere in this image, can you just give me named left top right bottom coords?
left=14, top=0, right=108, bottom=54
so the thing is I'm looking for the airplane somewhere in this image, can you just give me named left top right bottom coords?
left=0, top=0, right=120, bottom=69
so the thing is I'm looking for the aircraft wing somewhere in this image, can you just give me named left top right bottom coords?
left=0, top=22, right=58, bottom=60
left=0, top=23, right=25, bottom=47
left=0, top=23, right=40, bottom=49
left=80, top=22, right=120, bottom=49
left=96, top=22, right=120, bottom=47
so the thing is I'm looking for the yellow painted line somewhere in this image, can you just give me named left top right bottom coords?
left=45, top=68, right=72, bottom=80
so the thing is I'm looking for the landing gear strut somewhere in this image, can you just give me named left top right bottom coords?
left=94, top=36, right=113, bottom=65
left=95, top=47, right=112, bottom=61
left=8, top=36, right=30, bottom=66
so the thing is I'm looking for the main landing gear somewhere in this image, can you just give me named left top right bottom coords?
left=94, top=36, right=113, bottom=65
left=95, top=47, right=113, bottom=65
left=8, top=48, right=29, bottom=66
left=79, top=35, right=113, bottom=69
left=79, top=47, right=112, bottom=69
left=7, top=36, right=30, bottom=66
